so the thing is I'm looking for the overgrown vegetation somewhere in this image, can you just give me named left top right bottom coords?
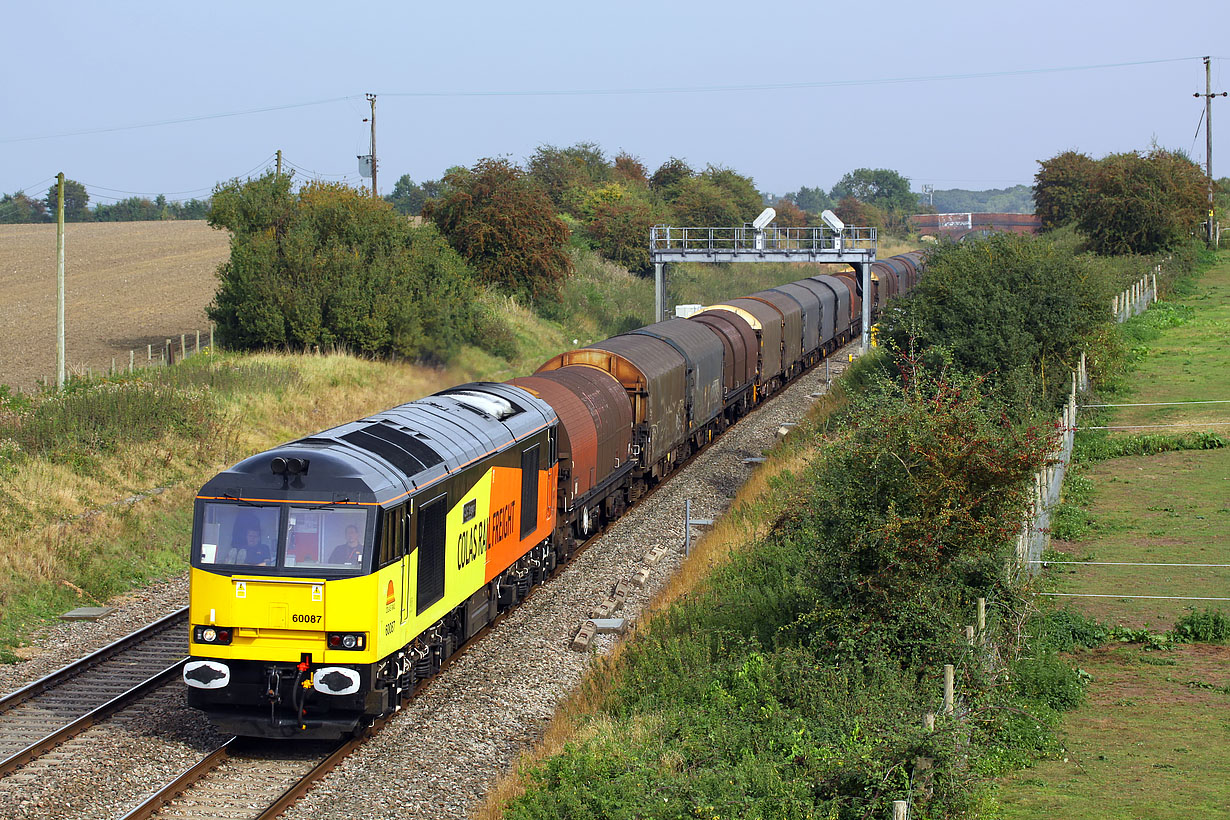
left=1034, top=146, right=1208, bottom=254
left=207, top=172, right=512, bottom=362
left=878, top=233, right=1118, bottom=412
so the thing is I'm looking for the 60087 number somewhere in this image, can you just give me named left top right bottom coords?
left=292, top=614, right=321, bottom=624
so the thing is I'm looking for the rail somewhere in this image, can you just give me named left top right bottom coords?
left=0, top=607, right=189, bottom=777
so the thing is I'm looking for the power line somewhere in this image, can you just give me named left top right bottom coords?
left=1079, top=422, right=1230, bottom=429
left=1, top=97, right=357, bottom=145
left=377, top=57, right=1199, bottom=99
left=1080, top=399, right=1230, bottom=407
left=1030, top=560, right=1230, bottom=568
left=1036, top=593, right=1230, bottom=601
left=0, top=57, right=1202, bottom=146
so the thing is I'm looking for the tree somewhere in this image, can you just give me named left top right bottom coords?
left=207, top=172, right=495, bottom=362
left=612, top=151, right=649, bottom=187
left=789, top=185, right=831, bottom=215
left=701, top=165, right=763, bottom=222
left=879, top=232, right=1113, bottom=410
left=832, top=196, right=887, bottom=230
left=669, top=176, right=742, bottom=227
left=830, top=168, right=916, bottom=214
left=527, top=142, right=610, bottom=207
left=424, top=157, right=572, bottom=300
left=44, top=178, right=90, bottom=221
left=1078, top=148, right=1207, bottom=255
left=1033, top=151, right=1097, bottom=230
left=649, top=157, right=694, bottom=197
left=771, top=197, right=808, bottom=228
left=0, top=191, right=49, bottom=223
left=587, top=197, right=656, bottom=274
left=388, top=174, right=430, bottom=216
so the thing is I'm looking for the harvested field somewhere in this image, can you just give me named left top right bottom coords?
left=0, top=221, right=229, bottom=391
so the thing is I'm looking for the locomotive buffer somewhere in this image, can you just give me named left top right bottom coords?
left=649, top=209, right=878, bottom=351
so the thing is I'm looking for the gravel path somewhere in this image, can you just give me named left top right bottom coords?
left=0, top=348, right=851, bottom=820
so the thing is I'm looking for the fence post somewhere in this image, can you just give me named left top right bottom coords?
left=943, top=664, right=954, bottom=714
left=977, top=598, right=986, bottom=645
left=165, top=339, right=172, bottom=366
left=210, top=324, right=215, bottom=351
left=923, top=713, right=935, bottom=731
left=180, top=334, right=186, bottom=359
left=195, top=330, right=201, bottom=355
left=129, top=350, right=134, bottom=373
left=892, top=800, right=908, bottom=820
left=147, top=343, right=152, bottom=363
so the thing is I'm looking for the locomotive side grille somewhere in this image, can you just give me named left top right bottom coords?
left=520, top=445, right=539, bottom=539
left=416, top=495, right=446, bottom=614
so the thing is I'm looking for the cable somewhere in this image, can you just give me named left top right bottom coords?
left=0, top=57, right=1202, bottom=145
left=1, top=97, right=358, bottom=145
left=1080, top=399, right=1230, bottom=407
left=1036, top=593, right=1230, bottom=601
left=1079, top=422, right=1230, bottom=429
left=1029, top=560, right=1230, bottom=568
left=376, top=56, right=1199, bottom=99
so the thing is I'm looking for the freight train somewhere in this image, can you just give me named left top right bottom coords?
left=182, top=252, right=925, bottom=738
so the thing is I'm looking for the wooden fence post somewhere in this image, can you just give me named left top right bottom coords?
left=892, top=799, right=908, bottom=820
left=129, top=350, right=134, bottom=373
left=977, top=598, right=986, bottom=645
left=943, top=664, right=954, bottom=714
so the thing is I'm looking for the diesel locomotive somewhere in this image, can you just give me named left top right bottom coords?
left=183, top=252, right=924, bottom=738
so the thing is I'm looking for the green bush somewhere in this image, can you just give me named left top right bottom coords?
left=1030, top=609, right=1108, bottom=652
left=1173, top=609, right=1230, bottom=643
left=208, top=173, right=505, bottom=363
left=1010, top=652, right=1088, bottom=711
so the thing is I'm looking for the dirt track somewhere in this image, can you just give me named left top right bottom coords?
left=0, top=221, right=229, bottom=391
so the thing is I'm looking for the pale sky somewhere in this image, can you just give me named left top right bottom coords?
left=3, top=0, right=1227, bottom=206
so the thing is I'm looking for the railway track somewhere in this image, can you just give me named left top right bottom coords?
left=0, top=607, right=189, bottom=778
left=118, top=349, right=858, bottom=820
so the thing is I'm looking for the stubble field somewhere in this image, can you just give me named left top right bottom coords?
left=0, top=220, right=229, bottom=391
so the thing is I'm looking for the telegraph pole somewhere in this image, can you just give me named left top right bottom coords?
left=56, top=172, right=66, bottom=389
left=276, top=149, right=282, bottom=178
left=366, top=93, right=378, bottom=198
left=1195, top=56, right=1227, bottom=245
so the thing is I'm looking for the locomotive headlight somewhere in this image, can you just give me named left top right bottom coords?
left=194, top=625, right=233, bottom=645
left=326, top=632, right=366, bottom=650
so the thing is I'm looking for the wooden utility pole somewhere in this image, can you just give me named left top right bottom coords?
left=1195, top=56, right=1227, bottom=246
left=366, top=93, right=378, bottom=198
left=276, top=149, right=283, bottom=178
left=56, top=172, right=66, bottom=389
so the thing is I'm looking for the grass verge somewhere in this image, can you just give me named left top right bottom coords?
left=996, top=251, right=1230, bottom=816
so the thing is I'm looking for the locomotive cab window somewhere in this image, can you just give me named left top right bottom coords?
left=285, top=507, right=371, bottom=571
left=197, top=503, right=281, bottom=568
left=378, top=506, right=406, bottom=568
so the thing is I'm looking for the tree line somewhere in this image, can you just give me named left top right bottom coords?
left=0, top=179, right=209, bottom=224
left=1033, top=146, right=1220, bottom=255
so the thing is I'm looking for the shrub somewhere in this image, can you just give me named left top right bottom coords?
left=424, top=158, right=572, bottom=302
left=208, top=173, right=501, bottom=362
left=1173, top=609, right=1230, bottom=643
left=1010, top=652, right=1088, bottom=711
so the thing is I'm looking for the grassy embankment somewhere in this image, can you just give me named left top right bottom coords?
left=0, top=244, right=881, bottom=658
left=996, top=251, right=1230, bottom=818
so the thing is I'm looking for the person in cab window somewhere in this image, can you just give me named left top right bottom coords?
left=329, top=525, right=363, bottom=565
left=231, top=516, right=272, bottom=566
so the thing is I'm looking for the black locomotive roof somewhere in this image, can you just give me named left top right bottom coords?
left=197, top=382, right=556, bottom=508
